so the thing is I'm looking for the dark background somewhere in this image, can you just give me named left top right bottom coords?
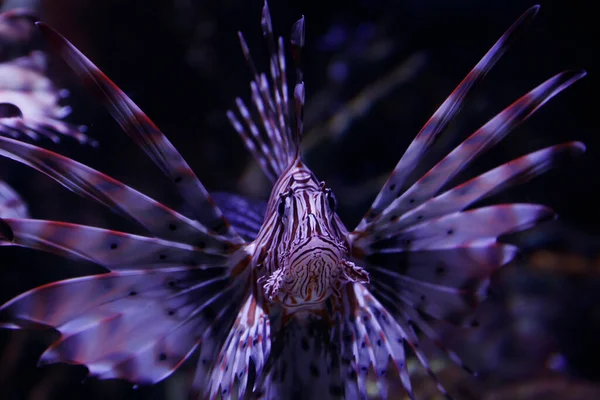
left=0, top=0, right=597, bottom=399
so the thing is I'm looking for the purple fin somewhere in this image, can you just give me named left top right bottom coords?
left=365, top=243, right=518, bottom=325
left=256, top=314, right=345, bottom=400
left=359, top=204, right=554, bottom=251
left=348, top=205, right=556, bottom=393
left=359, top=70, right=585, bottom=232
left=358, top=5, right=540, bottom=228
left=206, top=293, right=271, bottom=399
left=0, top=262, right=249, bottom=385
left=1, top=218, right=227, bottom=267
left=36, top=23, right=239, bottom=241
left=0, top=135, right=235, bottom=249
left=378, top=142, right=585, bottom=235
left=211, top=192, right=267, bottom=241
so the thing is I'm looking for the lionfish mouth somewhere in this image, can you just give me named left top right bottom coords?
left=261, top=236, right=369, bottom=308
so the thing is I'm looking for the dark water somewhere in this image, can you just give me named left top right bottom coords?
left=0, top=0, right=597, bottom=398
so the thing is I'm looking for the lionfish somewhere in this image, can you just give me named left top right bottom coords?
left=0, top=3, right=586, bottom=399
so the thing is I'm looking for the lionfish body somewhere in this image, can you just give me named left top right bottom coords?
left=0, top=3, right=586, bottom=400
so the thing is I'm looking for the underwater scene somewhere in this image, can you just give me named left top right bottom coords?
left=0, top=0, right=596, bottom=399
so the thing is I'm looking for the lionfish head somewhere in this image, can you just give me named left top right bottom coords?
left=258, top=166, right=369, bottom=309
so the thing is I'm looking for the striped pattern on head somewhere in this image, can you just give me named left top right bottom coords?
left=252, top=160, right=369, bottom=309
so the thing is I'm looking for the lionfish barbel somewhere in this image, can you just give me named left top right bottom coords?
left=0, top=3, right=586, bottom=399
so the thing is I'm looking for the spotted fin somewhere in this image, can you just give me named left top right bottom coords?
left=350, top=199, right=559, bottom=395
left=359, top=70, right=585, bottom=233
left=255, top=314, right=345, bottom=400
left=350, top=140, right=583, bottom=332
left=254, top=286, right=449, bottom=400
left=229, top=2, right=305, bottom=181
left=337, top=283, right=474, bottom=399
left=360, top=204, right=554, bottom=251
left=349, top=13, right=586, bottom=391
left=0, top=135, right=237, bottom=249
left=36, top=22, right=238, bottom=240
left=0, top=180, right=28, bottom=218
left=378, top=142, right=585, bottom=235
left=0, top=218, right=227, bottom=267
left=363, top=242, right=519, bottom=325
left=352, top=203, right=554, bottom=324
left=0, top=264, right=249, bottom=386
left=358, top=5, right=540, bottom=228
left=205, top=292, right=271, bottom=399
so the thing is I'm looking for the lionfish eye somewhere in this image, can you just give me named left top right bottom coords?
left=326, top=190, right=337, bottom=212
left=277, top=196, right=287, bottom=218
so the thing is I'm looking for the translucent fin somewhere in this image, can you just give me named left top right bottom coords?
left=348, top=14, right=586, bottom=392
left=207, top=292, right=271, bottom=399
left=0, top=180, right=28, bottom=218
left=339, top=284, right=461, bottom=399
left=350, top=140, right=584, bottom=331
left=369, top=141, right=585, bottom=236
left=358, top=70, right=585, bottom=233
left=364, top=242, right=519, bottom=325
left=359, top=204, right=554, bottom=251
left=36, top=23, right=239, bottom=241
left=256, top=314, right=345, bottom=400
left=0, top=263, right=249, bottom=385
left=349, top=204, right=557, bottom=393
left=0, top=135, right=234, bottom=249
left=188, top=268, right=256, bottom=396
left=211, top=192, right=267, bottom=241
left=0, top=218, right=227, bottom=267
left=338, top=284, right=413, bottom=399
left=358, top=5, right=540, bottom=228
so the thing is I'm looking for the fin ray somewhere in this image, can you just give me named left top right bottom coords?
left=1, top=218, right=226, bottom=267
left=367, top=70, right=585, bottom=229
left=36, top=22, right=239, bottom=240
left=358, top=5, right=540, bottom=228
left=0, top=136, right=233, bottom=248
